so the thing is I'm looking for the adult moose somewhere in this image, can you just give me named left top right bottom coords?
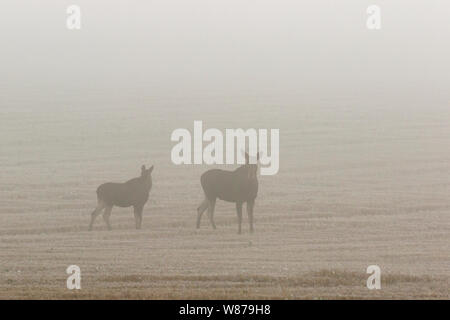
left=197, top=152, right=259, bottom=234
left=88, top=165, right=154, bottom=231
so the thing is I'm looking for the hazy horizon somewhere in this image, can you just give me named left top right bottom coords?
left=1, top=0, right=449, bottom=107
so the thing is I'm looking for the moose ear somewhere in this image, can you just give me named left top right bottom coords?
left=141, top=165, right=146, bottom=172
left=148, top=165, right=154, bottom=173
left=257, top=151, right=263, bottom=161
left=245, top=152, right=250, bottom=164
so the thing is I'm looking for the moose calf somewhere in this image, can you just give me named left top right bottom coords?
left=89, top=165, right=154, bottom=231
left=197, top=152, right=259, bottom=234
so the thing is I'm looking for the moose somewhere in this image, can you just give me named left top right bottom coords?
left=88, top=165, right=154, bottom=231
left=197, top=152, right=259, bottom=234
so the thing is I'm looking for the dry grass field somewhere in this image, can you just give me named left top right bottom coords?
left=0, top=95, right=449, bottom=299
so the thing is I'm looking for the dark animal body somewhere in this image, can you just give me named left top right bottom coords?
left=197, top=153, right=259, bottom=234
left=89, top=165, right=154, bottom=230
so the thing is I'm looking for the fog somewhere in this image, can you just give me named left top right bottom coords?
left=1, top=0, right=449, bottom=106
left=0, top=1, right=449, bottom=300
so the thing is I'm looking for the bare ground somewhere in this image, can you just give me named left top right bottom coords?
left=0, top=98, right=449, bottom=299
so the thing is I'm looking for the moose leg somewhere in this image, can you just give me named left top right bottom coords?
left=138, top=207, right=144, bottom=229
left=102, top=205, right=113, bottom=231
left=247, top=200, right=255, bottom=233
left=236, top=202, right=243, bottom=234
left=196, top=198, right=209, bottom=229
left=134, top=205, right=143, bottom=229
left=88, top=201, right=106, bottom=231
left=207, top=198, right=217, bottom=230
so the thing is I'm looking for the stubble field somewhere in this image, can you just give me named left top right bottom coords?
left=0, top=96, right=449, bottom=299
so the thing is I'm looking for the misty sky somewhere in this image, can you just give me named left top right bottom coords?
left=0, top=0, right=449, bottom=105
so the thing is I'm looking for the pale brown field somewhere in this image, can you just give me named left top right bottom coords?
left=1, top=96, right=449, bottom=299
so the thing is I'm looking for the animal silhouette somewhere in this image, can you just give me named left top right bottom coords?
left=89, top=165, right=154, bottom=231
left=197, top=152, right=259, bottom=234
